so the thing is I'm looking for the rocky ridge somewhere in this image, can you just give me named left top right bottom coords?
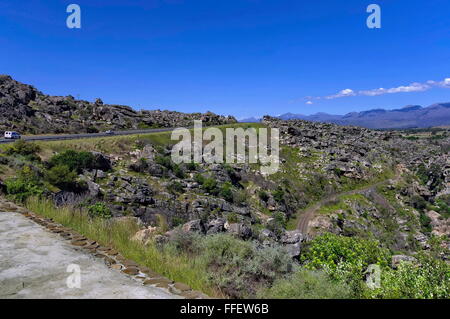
left=0, top=75, right=236, bottom=134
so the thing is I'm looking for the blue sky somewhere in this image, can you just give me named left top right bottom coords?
left=1, top=0, right=450, bottom=119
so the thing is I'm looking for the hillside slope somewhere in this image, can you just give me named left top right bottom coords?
left=0, top=75, right=236, bottom=134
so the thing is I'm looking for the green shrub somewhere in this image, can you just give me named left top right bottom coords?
left=365, top=254, right=450, bottom=299
left=226, top=212, right=239, bottom=224
left=172, top=164, right=185, bottom=179
left=167, top=181, right=184, bottom=194
left=87, top=202, right=112, bottom=219
left=233, top=191, right=247, bottom=205
left=258, top=269, right=351, bottom=299
left=155, top=155, right=173, bottom=170
left=186, top=162, right=199, bottom=171
left=258, top=190, right=269, bottom=202
left=48, top=150, right=95, bottom=173
left=166, top=230, right=202, bottom=255
left=194, top=173, right=205, bottom=184
left=197, top=234, right=293, bottom=298
left=267, top=211, right=287, bottom=237
left=301, top=233, right=390, bottom=296
left=272, top=187, right=285, bottom=203
left=5, top=140, right=41, bottom=161
left=219, top=182, right=234, bottom=202
left=202, top=178, right=219, bottom=195
left=419, top=212, right=432, bottom=233
left=4, top=166, right=44, bottom=202
left=4, top=178, right=43, bottom=202
left=45, top=164, right=78, bottom=190
left=434, top=198, right=450, bottom=219
left=411, top=195, right=427, bottom=211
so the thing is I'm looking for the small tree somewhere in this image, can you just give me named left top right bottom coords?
left=45, top=165, right=78, bottom=190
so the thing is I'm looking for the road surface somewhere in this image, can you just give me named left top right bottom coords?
left=0, top=211, right=179, bottom=299
left=0, top=127, right=177, bottom=144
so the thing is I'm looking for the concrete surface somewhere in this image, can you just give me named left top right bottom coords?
left=0, top=211, right=179, bottom=299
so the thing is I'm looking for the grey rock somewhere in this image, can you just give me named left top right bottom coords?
left=280, top=230, right=304, bottom=244
left=182, top=219, right=205, bottom=234
left=391, top=255, right=418, bottom=269
left=206, top=218, right=226, bottom=235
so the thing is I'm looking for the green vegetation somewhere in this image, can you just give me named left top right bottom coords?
left=4, top=166, right=44, bottom=202
left=87, top=202, right=112, bottom=219
left=45, top=164, right=78, bottom=190
left=365, top=254, right=449, bottom=299
left=258, top=269, right=351, bottom=299
left=302, top=233, right=390, bottom=296
left=167, top=181, right=184, bottom=194
left=219, top=182, right=234, bottom=202
left=48, top=149, right=95, bottom=173
left=4, top=139, right=41, bottom=161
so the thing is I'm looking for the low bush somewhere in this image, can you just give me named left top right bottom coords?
left=172, top=164, right=185, bottom=179
left=4, top=166, right=44, bottom=202
left=258, top=190, right=269, bottom=202
left=167, top=181, right=184, bottom=194
left=202, top=178, right=219, bottom=195
left=194, top=173, right=205, bottom=184
left=4, top=178, right=43, bottom=202
left=48, top=150, right=95, bottom=173
left=272, top=187, right=285, bottom=203
left=365, top=254, right=450, bottom=299
left=301, top=233, right=390, bottom=296
left=219, top=182, right=233, bottom=202
left=155, top=155, right=173, bottom=170
left=87, top=202, right=112, bottom=219
left=258, top=269, right=351, bottom=299
left=5, top=140, right=41, bottom=161
left=196, top=234, right=293, bottom=298
left=45, top=164, right=78, bottom=190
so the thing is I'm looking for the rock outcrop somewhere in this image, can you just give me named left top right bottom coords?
left=0, top=75, right=236, bottom=134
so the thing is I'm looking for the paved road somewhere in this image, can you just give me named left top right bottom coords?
left=0, top=127, right=177, bottom=144
left=0, top=211, right=179, bottom=299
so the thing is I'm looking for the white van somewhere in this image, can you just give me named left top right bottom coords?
left=4, top=131, right=21, bottom=139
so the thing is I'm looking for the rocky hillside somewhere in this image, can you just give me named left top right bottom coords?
left=1, top=116, right=448, bottom=298
left=0, top=75, right=236, bottom=134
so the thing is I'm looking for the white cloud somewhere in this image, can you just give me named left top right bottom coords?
left=306, top=100, right=313, bottom=105
left=325, top=88, right=356, bottom=99
left=308, top=78, right=450, bottom=101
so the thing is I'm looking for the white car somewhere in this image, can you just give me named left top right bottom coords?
left=4, top=131, right=21, bottom=139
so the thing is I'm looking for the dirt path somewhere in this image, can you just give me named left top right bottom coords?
left=297, top=171, right=401, bottom=235
left=0, top=211, right=180, bottom=299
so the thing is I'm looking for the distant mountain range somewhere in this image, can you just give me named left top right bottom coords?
left=240, top=103, right=450, bottom=129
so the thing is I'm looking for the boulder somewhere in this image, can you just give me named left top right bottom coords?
left=131, top=226, right=158, bottom=245
left=285, top=242, right=302, bottom=258
left=259, top=229, right=276, bottom=241
left=182, top=219, right=205, bottom=234
left=391, top=255, right=418, bottom=269
left=91, top=152, right=112, bottom=171
left=86, top=181, right=100, bottom=197
left=206, top=218, right=226, bottom=235
left=280, top=230, right=304, bottom=244
left=224, top=222, right=252, bottom=240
